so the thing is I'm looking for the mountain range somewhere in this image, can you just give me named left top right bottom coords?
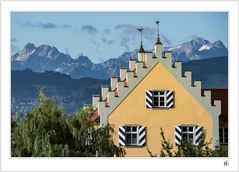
left=11, top=69, right=109, bottom=114
left=11, top=56, right=228, bottom=114
left=164, top=37, right=228, bottom=61
left=11, top=37, right=228, bottom=79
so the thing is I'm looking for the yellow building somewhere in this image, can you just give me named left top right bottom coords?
left=91, top=31, right=221, bottom=157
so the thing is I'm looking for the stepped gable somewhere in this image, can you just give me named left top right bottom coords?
left=91, top=35, right=221, bottom=131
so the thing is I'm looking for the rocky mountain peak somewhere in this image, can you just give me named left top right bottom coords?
left=75, top=55, right=93, bottom=65
left=20, top=43, right=36, bottom=56
left=33, top=45, right=59, bottom=58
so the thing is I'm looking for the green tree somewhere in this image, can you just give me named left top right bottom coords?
left=159, top=128, right=227, bottom=157
left=11, top=113, right=20, bottom=133
left=11, top=89, right=70, bottom=157
left=11, top=89, right=124, bottom=157
left=67, top=107, right=125, bottom=157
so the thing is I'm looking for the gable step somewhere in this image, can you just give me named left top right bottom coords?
left=101, top=85, right=108, bottom=100
left=172, top=61, right=182, bottom=79
left=92, top=95, right=100, bottom=110
left=120, top=67, right=127, bottom=81
left=182, top=70, right=192, bottom=89
left=129, top=59, right=136, bottom=71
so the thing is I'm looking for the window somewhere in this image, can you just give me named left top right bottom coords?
left=125, top=126, right=138, bottom=145
left=153, top=91, right=166, bottom=107
left=219, top=128, right=228, bottom=144
left=175, top=125, right=202, bottom=145
left=146, top=90, right=174, bottom=108
left=118, top=125, right=146, bottom=146
left=182, top=126, right=194, bottom=144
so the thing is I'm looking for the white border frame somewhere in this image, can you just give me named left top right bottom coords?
left=1, top=0, right=238, bottom=171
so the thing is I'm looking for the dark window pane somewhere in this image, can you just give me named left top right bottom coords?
left=154, top=101, right=159, bottom=107
left=159, top=91, right=164, bottom=95
left=225, top=128, right=228, bottom=133
left=219, top=128, right=223, bottom=133
left=182, top=134, right=187, bottom=139
left=126, top=133, right=131, bottom=139
left=154, top=91, right=159, bottom=95
left=132, top=138, right=137, bottom=144
left=225, top=138, right=228, bottom=143
left=132, top=134, right=137, bottom=144
left=126, top=126, right=131, bottom=132
left=220, top=138, right=223, bottom=143
left=189, top=127, right=193, bottom=132
left=126, top=134, right=131, bottom=144
left=132, top=127, right=137, bottom=132
left=224, top=132, right=228, bottom=137
left=160, top=102, right=164, bottom=106
left=182, top=126, right=188, bottom=132
left=160, top=97, right=164, bottom=101
left=189, top=134, right=193, bottom=138
left=154, top=97, right=158, bottom=101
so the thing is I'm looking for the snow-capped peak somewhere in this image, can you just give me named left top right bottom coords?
left=163, top=37, right=227, bottom=62
left=198, top=44, right=212, bottom=51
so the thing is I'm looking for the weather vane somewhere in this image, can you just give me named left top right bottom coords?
left=155, top=19, right=160, bottom=37
left=137, top=27, right=144, bottom=43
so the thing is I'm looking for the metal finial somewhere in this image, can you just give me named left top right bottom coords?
left=155, top=19, right=160, bottom=36
left=137, top=27, right=144, bottom=43
left=137, top=27, right=145, bottom=53
left=155, top=19, right=162, bottom=45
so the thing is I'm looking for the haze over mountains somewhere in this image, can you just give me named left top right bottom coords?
left=11, top=37, right=228, bottom=80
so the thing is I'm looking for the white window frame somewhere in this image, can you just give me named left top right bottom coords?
left=152, top=90, right=167, bottom=108
left=219, top=127, right=228, bottom=144
left=181, top=125, right=196, bottom=144
left=125, top=125, right=139, bottom=146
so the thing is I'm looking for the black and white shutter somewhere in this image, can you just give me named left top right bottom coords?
left=138, top=126, right=146, bottom=146
left=118, top=126, right=125, bottom=146
left=194, top=125, right=202, bottom=145
left=175, top=126, right=182, bottom=145
left=145, top=90, right=153, bottom=108
left=166, top=90, right=174, bottom=108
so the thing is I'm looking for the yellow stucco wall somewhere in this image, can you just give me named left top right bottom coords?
left=108, top=62, right=212, bottom=157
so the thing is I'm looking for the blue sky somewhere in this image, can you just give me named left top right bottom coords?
left=11, top=12, right=228, bottom=63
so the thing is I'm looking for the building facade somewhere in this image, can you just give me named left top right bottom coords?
left=91, top=34, right=222, bottom=157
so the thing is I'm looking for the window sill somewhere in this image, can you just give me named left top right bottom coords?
left=151, top=107, right=169, bottom=109
left=124, top=145, right=146, bottom=148
left=220, top=143, right=228, bottom=145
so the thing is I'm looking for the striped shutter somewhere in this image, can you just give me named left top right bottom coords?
left=166, top=90, right=174, bottom=108
left=175, top=126, right=182, bottom=145
left=138, top=126, right=146, bottom=146
left=118, top=126, right=125, bottom=146
left=194, top=125, right=202, bottom=145
left=145, top=90, right=153, bottom=108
